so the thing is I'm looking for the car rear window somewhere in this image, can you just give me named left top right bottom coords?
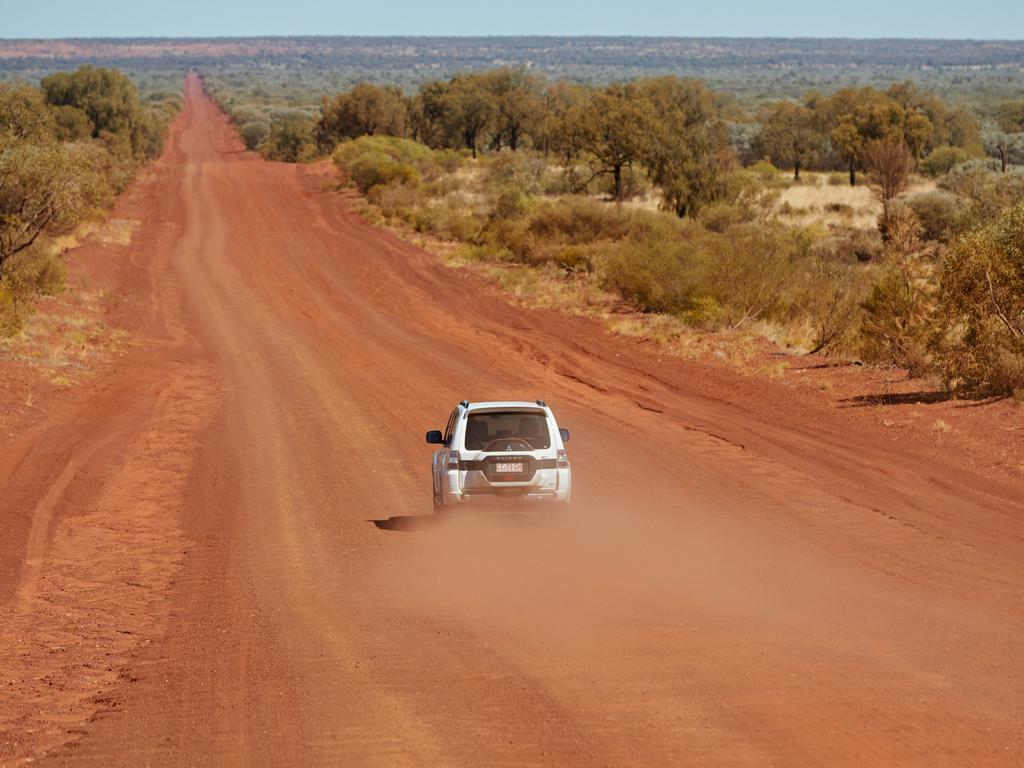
left=464, top=411, right=551, bottom=450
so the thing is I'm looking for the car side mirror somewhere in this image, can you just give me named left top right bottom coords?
left=425, top=430, right=444, bottom=445
left=559, top=428, right=570, bottom=443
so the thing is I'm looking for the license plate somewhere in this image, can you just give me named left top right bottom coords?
left=495, top=462, right=524, bottom=474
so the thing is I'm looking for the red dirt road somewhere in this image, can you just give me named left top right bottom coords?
left=2, top=74, right=1023, bottom=766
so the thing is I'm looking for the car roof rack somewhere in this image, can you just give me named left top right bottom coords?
left=460, top=399, right=470, bottom=408
left=536, top=399, right=547, bottom=407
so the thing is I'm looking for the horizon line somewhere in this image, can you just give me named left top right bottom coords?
left=1, top=34, right=1023, bottom=43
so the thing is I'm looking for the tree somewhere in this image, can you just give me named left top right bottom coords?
left=317, top=84, right=408, bottom=148
left=41, top=65, right=163, bottom=161
left=755, top=101, right=825, bottom=180
left=258, top=114, right=318, bottom=163
left=830, top=119, right=863, bottom=186
left=0, top=141, right=100, bottom=271
left=0, top=83, right=55, bottom=143
left=0, top=140, right=105, bottom=333
left=49, top=104, right=92, bottom=141
left=863, top=138, right=914, bottom=232
left=557, top=83, right=653, bottom=202
left=990, top=100, right=1024, bottom=173
left=640, top=77, right=730, bottom=217
left=904, top=112, right=934, bottom=161
left=817, top=87, right=907, bottom=186
left=535, top=80, right=587, bottom=157
left=484, top=68, right=543, bottom=152
left=442, top=75, right=496, bottom=159
left=409, top=81, right=449, bottom=148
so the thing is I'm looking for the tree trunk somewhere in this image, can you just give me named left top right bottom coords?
left=794, top=159, right=801, bottom=181
left=613, top=164, right=623, bottom=203
left=849, top=161, right=856, bottom=187
left=999, top=144, right=1008, bottom=173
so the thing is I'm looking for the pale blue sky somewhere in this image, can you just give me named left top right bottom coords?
left=0, top=0, right=1021, bottom=39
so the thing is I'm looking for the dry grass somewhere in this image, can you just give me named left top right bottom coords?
left=0, top=286, right=131, bottom=384
left=483, top=263, right=616, bottom=317
left=776, top=173, right=937, bottom=229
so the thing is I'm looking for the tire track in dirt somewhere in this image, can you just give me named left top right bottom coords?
left=0, top=361, right=218, bottom=763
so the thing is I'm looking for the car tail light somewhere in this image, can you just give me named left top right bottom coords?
left=556, top=449, right=569, bottom=469
left=446, top=450, right=461, bottom=470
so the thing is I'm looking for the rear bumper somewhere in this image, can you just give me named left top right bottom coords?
left=441, top=467, right=570, bottom=505
left=443, top=489, right=570, bottom=505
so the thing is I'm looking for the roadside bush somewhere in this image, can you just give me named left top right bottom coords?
left=49, top=104, right=92, bottom=141
left=900, top=190, right=964, bottom=243
left=599, top=239, right=701, bottom=315
left=334, top=135, right=449, bottom=192
left=859, top=209, right=936, bottom=375
left=258, top=113, right=318, bottom=162
left=796, top=259, right=863, bottom=354
left=703, top=226, right=797, bottom=328
left=42, top=65, right=168, bottom=162
left=937, top=202, right=1024, bottom=394
left=237, top=118, right=270, bottom=151
left=518, top=196, right=635, bottom=248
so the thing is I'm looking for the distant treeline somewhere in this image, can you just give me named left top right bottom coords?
left=4, top=37, right=1024, bottom=103
left=0, top=65, right=178, bottom=333
left=221, top=69, right=1024, bottom=218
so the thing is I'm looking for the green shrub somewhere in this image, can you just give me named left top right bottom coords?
left=333, top=135, right=451, bottom=192
left=703, top=226, right=796, bottom=327
left=920, top=145, right=976, bottom=177
left=520, top=197, right=635, bottom=247
left=599, top=239, right=701, bottom=314
left=351, top=155, right=420, bottom=193
left=238, top=119, right=269, bottom=150
left=258, top=113, right=318, bottom=162
left=746, top=159, right=781, bottom=182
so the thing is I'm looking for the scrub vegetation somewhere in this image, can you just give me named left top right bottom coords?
left=209, top=67, right=1023, bottom=397
left=0, top=66, right=177, bottom=334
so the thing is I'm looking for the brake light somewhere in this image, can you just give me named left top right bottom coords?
left=446, top=450, right=461, bottom=470
left=556, top=449, right=569, bottom=469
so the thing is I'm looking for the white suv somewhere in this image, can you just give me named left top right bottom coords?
left=426, top=400, right=571, bottom=510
